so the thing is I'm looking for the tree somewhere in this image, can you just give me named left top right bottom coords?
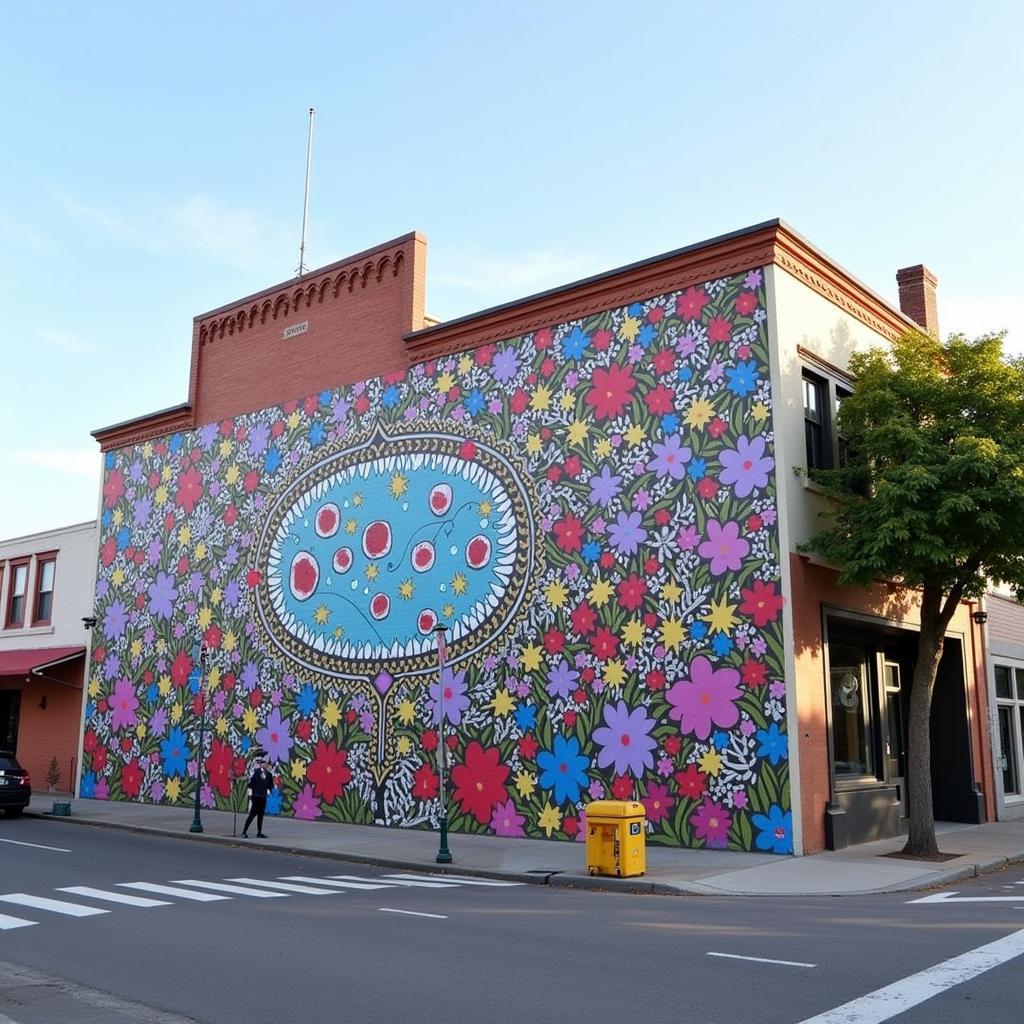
left=803, top=330, right=1024, bottom=856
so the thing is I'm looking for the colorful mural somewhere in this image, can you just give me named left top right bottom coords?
left=87, top=267, right=791, bottom=851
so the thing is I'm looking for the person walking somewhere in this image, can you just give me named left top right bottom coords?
left=241, top=756, right=274, bottom=838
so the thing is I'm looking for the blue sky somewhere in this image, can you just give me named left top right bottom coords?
left=1, top=1, right=1021, bottom=540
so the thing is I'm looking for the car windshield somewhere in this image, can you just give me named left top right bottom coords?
left=0, top=755, right=21, bottom=771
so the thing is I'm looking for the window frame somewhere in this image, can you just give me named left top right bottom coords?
left=799, top=349, right=854, bottom=477
left=32, top=551, right=57, bottom=627
left=5, top=557, right=31, bottom=629
left=994, top=662, right=1024, bottom=803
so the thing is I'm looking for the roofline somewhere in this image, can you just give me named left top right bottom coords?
left=0, top=520, right=97, bottom=548
left=92, top=402, right=192, bottom=440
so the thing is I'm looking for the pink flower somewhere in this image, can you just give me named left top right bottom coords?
left=692, top=798, right=731, bottom=848
left=666, top=656, right=742, bottom=740
left=292, top=783, right=322, bottom=820
left=490, top=798, right=526, bottom=837
left=697, top=519, right=750, bottom=575
left=110, top=677, right=140, bottom=731
left=641, top=782, right=675, bottom=824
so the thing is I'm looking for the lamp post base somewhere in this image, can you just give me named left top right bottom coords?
left=436, top=813, right=453, bottom=864
left=189, top=817, right=204, bottom=834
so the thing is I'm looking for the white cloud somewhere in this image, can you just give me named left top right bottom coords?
left=35, top=327, right=98, bottom=356
left=9, top=449, right=100, bottom=480
left=941, top=290, right=1023, bottom=354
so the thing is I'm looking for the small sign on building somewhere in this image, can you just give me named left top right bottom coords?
left=283, top=320, right=309, bottom=340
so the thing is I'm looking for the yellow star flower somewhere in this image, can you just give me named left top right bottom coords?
left=489, top=688, right=515, bottom=717
left=530, top=385, right=552, bottom=411
left=702, top=595, right=740, bottom=634
left=351, top=491, right=364, bottom=508
left=314, top=605, right=331, bottom=625
left=397, top=736, right=412, bottom=756
left=398, top=579, right=414, bottom=600
left=567, top=419, right=589, bottom=446
left=158, top=674, right=171, bottom=697
left=544, top=580, right=567, bottom=609
left=661, top=579, right=682, bottom=603
left=287, top=411, right=301, bottom=429
left=211, top=586, right=223, bottom=605
left=88, top=678, right=101, bottom=699
left=442, top=603, right=455, bottom=619
left=243, top=708, right=258, bottom=733
left=112, top=507, right=124, bottom=526
left=538, top=802, right=563, bottom=837
left=333, top=626, right=345, bottom=639
left=685, top=398, right=715, bottom=429
left=622, top=618, right=645, bottom=648
left=223, top=630, right=237, bottom=652
left=521, top=643, right=544, bottom=672
left=165, top=778, right=181, bottom=803
left=215, top=716, right=228, bottom=737
left=197, top=606, right=212, bottom=629
left=390, top=472, right=408, bottom=498
left=698, top=748, right=723, bottom=777
left=457, top=354, right=473, bottom=374
left=624, top=423, right=647, bottom=447
left=751, top=403, right=769, bottom=423
left=365, top=564, right=379, bottom=581
left=219, top=438, right=233, bottom=458
left=526, top=434, right=542, bottom=454
left=142, top=442, right=153, bottom=458
left=225, top=464, right=240, bottom=485
left=620, top=315, right=641, bottom=342
left=515, top=771, right=537, bottom=798
left=194, top=541, right=207, bottom=562
left=479, top=500, right=492, bottom=515
left=346, top=518, right=358, bottom=534
left=161, top=465, right=172, bottom=482
left=559, top=391, right=574, bottom=411
left=171, top=703, right=183, bottom=724
left=436, top=371, right=454, bottom=392
left=323, top=700, right=341, bottom=728
left=588, top=576, right=613, bottom=607
left=290, top=759, right=307, bottom=781
left=111, top=568, right=124, bottom=586
left=603, top=659, right=626, bottom=689
left=451, top=572, right=468, bottom=596
left=659, top=617, right=685, bottom=652
left=130, top=638, right=142, bottom=659
left=207, top=666, right=221, bottom=690
left=178, top=525, right=191, bottom=546
left=594, top=437, right=612, bottom=458
left=396, top=699, right=416, bottom=726
left=154, top=484, right=168, bottom=505
left=155, top=638, right=166, bottom=654
left=136, top=722, right=147, bottom=740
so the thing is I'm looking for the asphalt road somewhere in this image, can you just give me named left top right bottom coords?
left=1, top=817, right=1023, bottom=1024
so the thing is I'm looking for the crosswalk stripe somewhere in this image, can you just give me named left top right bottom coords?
left=170, top=879, right=288, bottom=898
left=278, top=876, right=396, bottom=891
left=377, top=874, right=460, bottom=888
left=118, top=882, right=230, bottom=902
left=224, top=877, right=342, bottom=895
left=0, top=912, right=37, bottom=930
left=0, top=893, right=108, bottom=917
left=384, top=873, right=524, bottom=887
left=57, top=886, right=170, bottom=907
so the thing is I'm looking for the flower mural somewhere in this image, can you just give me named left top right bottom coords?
left=85, top=267, right=791, bottom=852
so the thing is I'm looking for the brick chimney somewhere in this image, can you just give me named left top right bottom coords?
left=896, top=264, right=939, bottom=337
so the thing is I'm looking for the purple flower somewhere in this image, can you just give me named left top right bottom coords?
left=103, top=601, right=128, bottom=641
left=132, top=496, right=152, bottom=525
left=293, top=783, right=322, bottom=820
left=491, top=347, right=520, bottom=383
left=607, top=511, right=647, bottom=556
left=588, top=465, right=622, bottom=507
left=593, top=700, right=658, bottom=777
left=150, top=707, right=168, bottom=737
left=719, top=435, right=774, bottom=497
left=665, top=656, right=742, bottom=740
left=109, top=677, right=139, bottom=730
left=692, top=798, right=731, bottom=849
left=147, top=571, right=177, bottom=619
left=147, top=537, right=163, bottom=566
left=490, top=798, right=526, bottom=837
left=256, top=707, right=293, bottom=763
left=647, top=435, right=692, bottom=480
left=429, top=667, right=470, bottom=726
left=678, top=524, right=700, bottom=550
left=546, top=659, right=579, bottom=699
left=240, top=662, right=259, bottom=692
left=248, top=422, right=271, bottom=455
left=697, top=519, right=750, bottom=575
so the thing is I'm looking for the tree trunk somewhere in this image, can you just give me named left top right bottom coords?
left=902, top=597, right=947, bottom=857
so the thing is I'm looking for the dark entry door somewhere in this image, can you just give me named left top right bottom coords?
left=0, top=690, right=21, bottom=751
left=883, top=661, right=907, bottom=818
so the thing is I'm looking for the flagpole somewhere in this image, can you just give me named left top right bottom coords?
left=434, top=624, right=452, bottom=864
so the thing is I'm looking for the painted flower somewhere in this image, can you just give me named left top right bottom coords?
left=109, top=677, right=140, bottom=731
left=120, top=758, right=143, bottom=799
left=585, top=363, right=636, bottom=420
left=103, top=469, right=125, bottom=508
left=306, top=739, right=352, bottom=803
left=697, top=519, right=750, bottom=576
left=665, top=656, right=742, bottom=740
left=674, top=763, right=707, bottom=800
left=753, top=804, right=792, bottom=854
left=292, top=783, right=323, bottom=820
left=719, top=434, right=774, bottom=497
left=647, top=435, right=691, bottom=480
left=175, top=466, right=204, bottom=514
left=641, top=782, right=675, bottom=824
left=413, top=763, right=439, bottom=801
left=452, top=741, right=509, bottom=824
left=692, top=799, right=731, bottom=848
left=205, top=738, right=235, bottom=798
left=593, top=700, right=658, bottom=777
left=546, top=659, right=579, bottom=700
left=256, top=708, right=293, bottom=764
left=588, top=466, right=623, bottom=507
left=160, top=726, right=190, bottom=777
left=490, top=798, right=526, bottom=837
left=739, top=578, right=784, bottom=626
left=147, top=571, right=178, bottom=619
left=429, top=667, right=470, bottom=726
left=608, top=511, right=647, bottom=556
left=537, top=735, right=590, bottom=805
left=755, top=723, right=788, bottom=766
left=103, top=601, right=128, bottom=641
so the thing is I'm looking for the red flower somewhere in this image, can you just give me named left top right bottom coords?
left=451, top=741, right=509, bottom=824
left=203, top=624, right=222, bottom=649
left=543, top=628, right=565, bottom=655
left=644, top=383, right=675, bottom=415
left=421, top=729, right=439, bottom=752
left=590, top=627, right=619, bottom=661
left=250, top=690, right=262, bottom=708
left=741, top=659, right=768, bottom=687
left=246, top=570, right=263, bottom=588
left=458, top=440, right=477, bottom=460
left=103, top=469, right=125, bottom=508
left=296, top=719, right=313, bottom=742
left=121, top=757, right=143, bottom=799
left=651, top=348, right=676, bottom=375
left=563, top=816, right=579, bottom=837
left=91, top=744, right=107, bottom=772
left=707, top=317, right=733, bottom=343
left=642, top=783, right=675, bottom=824
left=413, top=763, right=439, bottom=801
left=205, top=739, right=234, bottom=798
left=170, top=650, right=193, bottom=689
left=586, top=363, right=636, bottom=421
left=355, top=394, right=370, bottom=415
left=224, top=505, right=238, bottom=526
left=100, top=536, right=117, bottom=567
left=616, top=573, right=648, bottom=612
left=674, top=763, right=706, bottom=800
left=664, top=735, right=682, bottom=755
left=243, top=471, right=260, bottom=493
left=563, top=710, right=577, bottom=728
left=303, top=395, right=318, bottom=415
left=746, top=514, right=763, bottom=532
left=553, top=515, right=584, bottom=553
left=735, top=291, right=758, bottom=316
left=592, top=328, right=613, bottom=351
left=307, top=739, right=352, bottom=803
left=475, top=345, right=495, bottom=366
left=547, top=466, right=563, bottom=483
left=563, top=455, right=582, bottom=478
left=676, top=287, right=709, bottom=320
left=84, top=729, right=99, bottom=753
left=696, top=477, right=719, bottom=499
left=611, top=774, right=633, bottom=800
left=175, top=466, right=204, bottom=514
left=571, top=602, right=597, bottom=636
left=646, top=669, right=666, bottom=691
left=708, top=417, right=728, bottom=438
left=654, top=508, right=671, bottom=526
left=739, top=579, right=784, bottom=627
left=518, top=734, right=539, bottom=759
left=647, top=306, right=665, bottom=324
left=510, top=389, right=529, bottom=414
left=573, top=688, right=587, bottom=705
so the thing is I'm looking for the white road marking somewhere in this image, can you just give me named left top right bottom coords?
left=907, top=891, right=1024, bottom=904
left=795, top=926, right=1024, bottom=1023
left=169, top=879, right=288, bottom=898
left=384, top=873, right=524, bottom=887
left=224, top=877, right=341, bottom=895
left=707, top=951, right=816, bottom=968
left=278, top=875, right=395, bottom=890
left=0, top=893, right=108, bottom=917
left=118, top=882, right=229, bottom=902
left=0, top=837, right=71, bottom=853
left=379, top=907, right=447, bottom=919
left=58, top=886, right=170, bottom=907
left=0, top=912, right=36, bottom=931
left=378, top=874, right=460, bottom=888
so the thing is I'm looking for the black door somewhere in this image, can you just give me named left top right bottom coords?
left=0, top=690, right=21, bottom=751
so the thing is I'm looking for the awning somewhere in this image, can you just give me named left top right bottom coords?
left=0, top=646, right=86, bottom=678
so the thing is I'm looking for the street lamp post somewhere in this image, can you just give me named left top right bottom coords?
left=434, top=624, right=452, bottom=864
left=189, top=643, right=209, bottom=834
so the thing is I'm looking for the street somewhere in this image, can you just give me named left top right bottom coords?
left=1, top=818, right=1023, bottom=1024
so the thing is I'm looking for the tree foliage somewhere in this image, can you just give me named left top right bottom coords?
left=804, top=330, right=1024, bottom=854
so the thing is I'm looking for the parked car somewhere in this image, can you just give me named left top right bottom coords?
left=0, top=752, right=30, bottom=816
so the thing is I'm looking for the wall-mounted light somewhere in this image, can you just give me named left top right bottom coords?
left=972, top=611, right=988, bottom=625
left=82, top=616, right=97, bottom=630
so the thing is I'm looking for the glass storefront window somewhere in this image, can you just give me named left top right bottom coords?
left=829, top=644, right=874, bottom=777
left=994, top=663, right=1024, bottom=800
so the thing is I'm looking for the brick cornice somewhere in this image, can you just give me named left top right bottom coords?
left=92, top=403, right=195, bottom=452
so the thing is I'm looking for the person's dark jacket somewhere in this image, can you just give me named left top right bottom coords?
left=248, top=767, right=273, bottom=799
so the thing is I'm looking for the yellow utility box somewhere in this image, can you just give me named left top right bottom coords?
left=585, top=800, right=646, bottom=878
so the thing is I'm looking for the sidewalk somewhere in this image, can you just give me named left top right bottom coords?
left=23, top=794, right=1024, bottom=897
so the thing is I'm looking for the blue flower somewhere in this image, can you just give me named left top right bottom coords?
left=677, top=366, right=693, bottom=383
left=101, top=510, right=112, bottom=528
left=169, top=433, right=183, bottom=453
left=756, top=723, right=788, bottom=766
left=562, top=326, right=591, bottom=361
left=753, top=804, right=793, bottom=854
left=308, top=422, right=325, bottom=446
left=296, top=683, right=317, bottom=717
left=80, top=772, right=96, bottom=798
left=264, top=447, right=282, bottom=473
left=581, top=540, right=602, bottom=563
left=85, top=702, right=96, bottom=719
left=637, top=323, right=656, bottom=349
left=265, top=788, right=282, bottom=815
left=514, top=703, right=537, bottom=731
left=725, top=360, right=760, bottom=397
left=240, top=736, right=252, bottom=754
left=690, top=621, right=708, bottom=642
left=661, top=413, right=680, bottom=434
left=628, top=302, right=643, bottom=316
left=161, top=726, right=191, bottom=777
left=712, top=730, right=730, bottom=751
left=116, top=526, right=131, bottom=550
left=687, top=458, right=707, bottom=481
left=537, top=735, right=589, bottom=805
left=105, top=452, right=115, bottom=469
left=319, top=390, right=332, bottom=406
left=188, top=668, right=202, bottom=695
left=147, top=683, right=159, bottom=703
left=464, top=389, right=486, bottom=416
left=382, top=384, right=400, bottom=408
left=711, top=632, right=733, bottom=656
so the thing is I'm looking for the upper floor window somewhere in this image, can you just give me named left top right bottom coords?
left=6, top=560, right=29, bottom=627
left=33, top=558, right=56, bottom=625
left=803, top=365, right=855, bottom=476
